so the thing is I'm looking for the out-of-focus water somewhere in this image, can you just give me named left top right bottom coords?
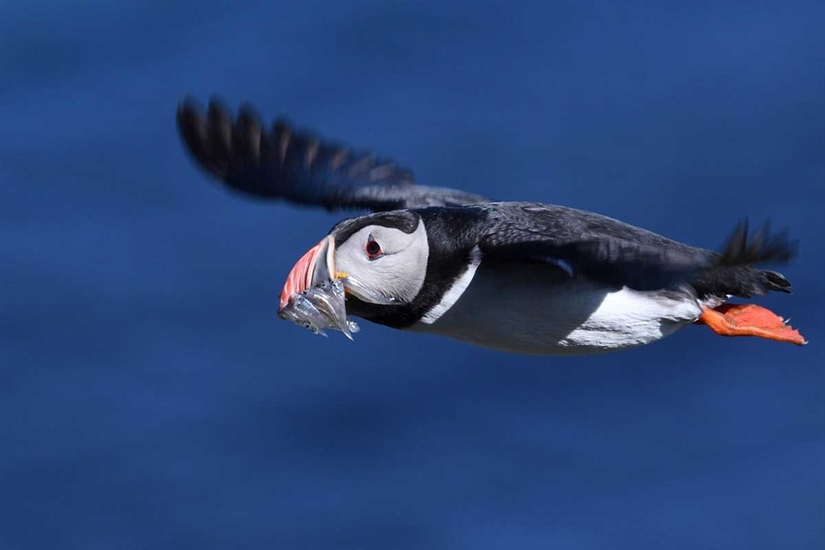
left=1, top=2, right=823, bottom=549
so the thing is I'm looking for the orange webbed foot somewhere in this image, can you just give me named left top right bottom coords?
left=697, top=304, right=807, bottom=346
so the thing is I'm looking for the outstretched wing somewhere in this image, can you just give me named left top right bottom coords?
left=176, top=97, right=490, bottom=212
left=476, top=203, right=796, bottom=293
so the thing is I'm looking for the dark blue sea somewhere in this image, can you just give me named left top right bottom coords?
left=1, top=2, right=823, bottom=549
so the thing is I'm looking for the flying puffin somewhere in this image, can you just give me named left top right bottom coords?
left=176, top=98, right=806, bottom=355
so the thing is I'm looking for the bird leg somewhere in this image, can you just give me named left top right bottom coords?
left=696, top=303, right=806, bottom=345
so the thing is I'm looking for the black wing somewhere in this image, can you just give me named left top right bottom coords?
left=476, top=203, right=796, bottom=294
left=176, top=97, right=490, bottom=212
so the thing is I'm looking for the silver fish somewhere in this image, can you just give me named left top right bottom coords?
left=278, top=279, right=360, bottom=339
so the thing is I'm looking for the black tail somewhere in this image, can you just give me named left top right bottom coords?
left=718, top=221, right=797, bottom=267
left=692, top=221, right=797, bottom=300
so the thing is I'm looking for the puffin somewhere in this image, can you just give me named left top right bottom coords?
left=176, top=97, right=807, bottom=355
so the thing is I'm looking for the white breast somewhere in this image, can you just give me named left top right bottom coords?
left=409, top=262, right=702, bottom=355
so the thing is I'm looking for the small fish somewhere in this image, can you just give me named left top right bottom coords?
left=278, top=279, right=360, bottom=339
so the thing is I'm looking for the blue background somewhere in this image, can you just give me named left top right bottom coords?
left=1, top=1, right=823, bottom=549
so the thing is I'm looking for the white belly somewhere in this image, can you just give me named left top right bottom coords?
left=410, top=263, right=702, bottom=355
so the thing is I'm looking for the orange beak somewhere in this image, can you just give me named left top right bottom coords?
left=278, top=236, right=335, bottom=312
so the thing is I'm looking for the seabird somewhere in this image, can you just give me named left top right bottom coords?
left=176, top=98, right=806, bottom=355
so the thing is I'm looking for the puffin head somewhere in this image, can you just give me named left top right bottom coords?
left=278, top=211, right=431, bottom=325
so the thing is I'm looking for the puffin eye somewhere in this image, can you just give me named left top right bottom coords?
left=365, top=234, right=383, bottom=260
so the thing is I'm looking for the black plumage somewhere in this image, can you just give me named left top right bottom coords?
left=176, top=97, right=489, bottom=211
left=177, top=98, right=797, bottom=310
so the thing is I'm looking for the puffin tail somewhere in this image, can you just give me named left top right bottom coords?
left=693, top=221, right=806, bottom=346
left=691, top=221, right=797, bottom=299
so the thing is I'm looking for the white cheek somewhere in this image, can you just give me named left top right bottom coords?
left=335, top=221, right=429, bottom=303
left=374, top=257, right=426, bottom=301
left=335, top=250, right=364, bottom=279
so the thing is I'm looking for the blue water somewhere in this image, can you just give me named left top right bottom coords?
left=1, top=2, right=823, bottom=549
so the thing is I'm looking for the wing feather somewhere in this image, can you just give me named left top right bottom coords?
left=476, top=204, right=796, bottom=292
left=176, top=97, right=489, bottom=212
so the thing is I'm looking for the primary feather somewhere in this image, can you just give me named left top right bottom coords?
left=176, top=97, right=489, bottom=212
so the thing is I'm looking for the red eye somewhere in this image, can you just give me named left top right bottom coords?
left=366, top=235, right=382, bottom=259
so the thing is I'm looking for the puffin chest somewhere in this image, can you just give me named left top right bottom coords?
left=409, top=261, right=702, bottom=355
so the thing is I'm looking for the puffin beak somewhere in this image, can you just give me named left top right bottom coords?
left=278, top=235, right=336, bottom=312
left=279, top=235, right=398, bottom=319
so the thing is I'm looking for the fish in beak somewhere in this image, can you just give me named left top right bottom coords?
left=278, top=235, right=400, bottom=338
left=277, top=236, right=356, bottom=339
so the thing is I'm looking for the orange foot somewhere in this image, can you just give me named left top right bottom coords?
left=696, top=304, right=807, bottom=346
